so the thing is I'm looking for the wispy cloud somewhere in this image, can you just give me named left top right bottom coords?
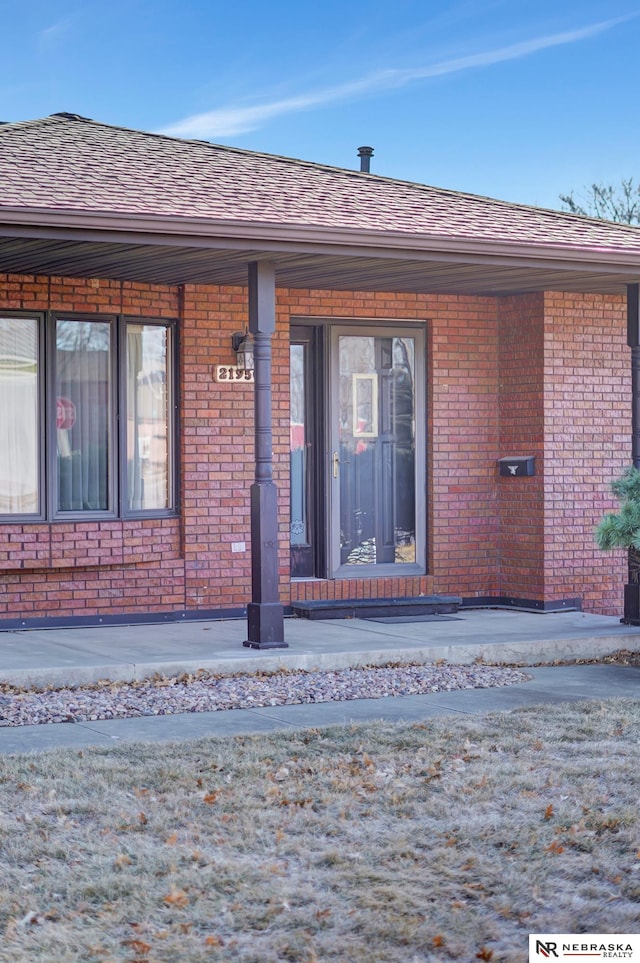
left=37, top=18, right=73, bottom=51
left=159, top=15, right=632, bottom=139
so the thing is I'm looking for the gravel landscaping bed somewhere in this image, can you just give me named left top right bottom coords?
left=0, top=663, right=529, bottom=727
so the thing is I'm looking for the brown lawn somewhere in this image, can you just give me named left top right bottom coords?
left=0, top=698, right=638, bottom=962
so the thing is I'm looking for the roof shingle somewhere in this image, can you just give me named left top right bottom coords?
left=2, top=113, right=640, bottom=257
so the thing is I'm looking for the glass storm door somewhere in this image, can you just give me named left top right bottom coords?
left=330, top=328, right=423, bottom=576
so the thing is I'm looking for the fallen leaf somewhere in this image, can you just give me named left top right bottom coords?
left=122, top=938, right=152, bottom=954
left=476, top=948, right=494, bottom=960
left=544, top=805, right=554, bottom=821
left=114, top=853, right=133, bottom=869
left=138, top=812, right=148, bottom=825
left=205, top=935, right=224, bottom=947
left=163, top=887, right=189, bottom=908
left=165, top=832, right=178, bottom=846
left=203, top=791, right=220, bottom=805
left=433, top=934, right=446, bottom=947
left=545, top=840, right=565, bottom=855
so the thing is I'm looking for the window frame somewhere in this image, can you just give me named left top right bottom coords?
left=0, top=309, right=178, bottom=523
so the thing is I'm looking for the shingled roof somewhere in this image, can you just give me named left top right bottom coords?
left=1, top=112, right=640, bottom=295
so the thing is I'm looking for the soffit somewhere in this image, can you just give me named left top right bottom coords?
left=0, top=233, right=638, bottom=295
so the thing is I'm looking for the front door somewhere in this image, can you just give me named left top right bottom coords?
left=289, top=323, right=424, bottom=579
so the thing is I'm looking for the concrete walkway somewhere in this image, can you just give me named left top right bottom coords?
left=0, top=609, right=639, bottom=753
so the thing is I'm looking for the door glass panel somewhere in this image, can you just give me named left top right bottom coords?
left=338, top=335, right=415, bottom=566
left=0, top=316, right=39, bottom=514
left=56, top=319, right=111, bottom=512
left=290, top=342, right=307, bottom=545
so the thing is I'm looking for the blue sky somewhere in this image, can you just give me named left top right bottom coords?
left=2, top=0, right=639, bottom=209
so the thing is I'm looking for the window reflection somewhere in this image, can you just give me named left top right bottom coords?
left=290, top=343, right=307, bottom=545
left=0, top=317, right=39, bottom=514
left=338, top=335, right=416, bottom=565
left=127, top=324, right=171, bottom=511
left=56, top=320, right=110, bottom=512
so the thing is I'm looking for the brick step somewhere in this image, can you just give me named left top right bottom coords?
left=291, top=595, right=462, bottom=621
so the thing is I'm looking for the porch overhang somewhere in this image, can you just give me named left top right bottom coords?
left=1, top=206, right=639, bottom=295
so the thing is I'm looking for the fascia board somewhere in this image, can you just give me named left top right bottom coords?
left=1, top=206, right=640, bottom=276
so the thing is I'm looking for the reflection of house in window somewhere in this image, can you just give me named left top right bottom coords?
left=127, top=324, right=170, bottom=512
left=289, top=343, right=307, bottom=543
left=0, top=314, right=174, bottom=519
left=56, top=320, right=111, bottom=512
left=0, top=317, right=39, bottom=514
left=353, top=374, right=378, bottom=437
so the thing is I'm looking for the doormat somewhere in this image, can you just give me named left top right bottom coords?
left=360, top=614, right=463, bottom=624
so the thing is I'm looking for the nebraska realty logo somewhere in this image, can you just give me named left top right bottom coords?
left=529, top=935, right=639, bottom=960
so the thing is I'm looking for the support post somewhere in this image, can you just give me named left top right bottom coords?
left=627, top=283, right=640, bottom=469
left=243, top=261, right=287, bottom=649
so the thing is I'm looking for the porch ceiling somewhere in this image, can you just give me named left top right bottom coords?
left=1, top=229, right=639, bottom=296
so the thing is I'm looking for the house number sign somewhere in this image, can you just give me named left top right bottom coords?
left=214, top=365, right=255, bottom=383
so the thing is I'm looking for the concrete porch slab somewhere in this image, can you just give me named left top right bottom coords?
left=0, top=609, right=637, bottom=690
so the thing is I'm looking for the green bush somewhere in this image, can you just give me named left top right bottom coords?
left=595, top=466, right=640, bottom=582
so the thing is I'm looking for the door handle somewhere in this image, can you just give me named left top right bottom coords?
left=333, top=451, right=340, bottom=478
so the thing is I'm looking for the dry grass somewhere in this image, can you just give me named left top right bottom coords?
left=0, top=699, right=639, bottom=963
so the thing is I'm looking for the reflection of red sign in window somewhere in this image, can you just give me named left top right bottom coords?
left=56, top=396, right=76, bottom=431
left=290, top=422, right=305, bottom=451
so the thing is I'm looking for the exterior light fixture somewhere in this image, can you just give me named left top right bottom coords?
left=231, top=331, right=254, bottom=371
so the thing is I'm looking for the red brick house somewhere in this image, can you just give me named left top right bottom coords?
left=1, top=112, right=639, bottom=644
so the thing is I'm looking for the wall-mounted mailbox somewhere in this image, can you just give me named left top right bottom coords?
left=498, top=456, right=535, bottom=477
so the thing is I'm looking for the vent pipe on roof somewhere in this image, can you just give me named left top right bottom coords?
left=357, top=146, right=374, bottom=173
left=51, top=112, right=92, bottom=121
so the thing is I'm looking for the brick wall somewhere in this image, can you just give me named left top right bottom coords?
left=180, top=284, right=257, bottom=610
left=496, top=291, right=629, bottom=615
left=0, top=274, right=630, bottom=625
left=542, top=292, right=628, bottom=615
left=428, top=295, right=500, bottom=600
left=498, top=294, right=546, bottom=601
left=0, top=275, right=184, bottom=622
